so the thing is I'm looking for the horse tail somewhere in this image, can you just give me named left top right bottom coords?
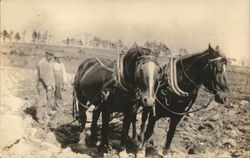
left=72, top=86, right=77, bottom=119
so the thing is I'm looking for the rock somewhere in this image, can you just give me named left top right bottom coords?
left=1, top=95, right=26, bottom=114
left=237, top=125, right=250, bottom=133
left=0, top=114, right=25, bottom=149
left=36, top=150, right=52, bottom=158
left=206, top=113, right=220, bottom=122
left=40, top=141, right=61, bottom=153
left=230, top=129, right=239, bottom=138
left=222, top=138, right=237, bottom=149
left=2, top=139, right=35, bottom=158
left=46, top=132, right=61, bottom=147
left=215, top=151, right=232, bottom=158
left=212, top=113, right=220, bottom=121
left=56, top=147, right=91, bottom=158
left=239, top=100, right=249, bottom=106
left=188, top=148, right=195, bottom=154
left=78, top=131, right=87, bottom=147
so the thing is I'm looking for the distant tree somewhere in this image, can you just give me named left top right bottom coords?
left=32, top=30, right=38, bottom=43
left=66, top=37, right=70, bottom=46
left=241, top=59, right=245, bottom=67
left=178, top=48, right=188, bottom=56
left=101, top=40, right=108, bottom=48
left=41, top=30, right=48, bottom=43
left=144, top=41, right=151, bottom=48
left=37, top=32, right=41, bottom=43
left=9, top=31, right=14, bottom=42
left=70, top=38, right=75, bottom=45
left=158, top=43, right=171, bottom=56
left=2, top=30, right=9, bottom=42
left=115, top=39, right=126, bottom=50
left=14, top=32, right=21, bottom=42
left=91, top=37, right=101, bottom=48
left=144, top=41, right=158, bottom=50
left=144, top=41, right=171, bottom=56
left=48, top=34, right=53, bottom=44
left=79, top=39, right=83, bottom=46
left=227, top=58, right=236, bottom=65
left=21, top=30, right=26, bottom=42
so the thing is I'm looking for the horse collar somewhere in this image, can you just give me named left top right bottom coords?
left=164, top=57, right=190, bottom=97
left=114, top=53, right=130, bottom=91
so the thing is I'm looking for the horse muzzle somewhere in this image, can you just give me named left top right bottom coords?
left=214, top=93, right=227, bottom=104
left=142, top=97, right=155, bottom=107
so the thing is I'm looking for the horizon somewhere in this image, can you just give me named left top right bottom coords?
left=1, top=0, right=249, bottom=65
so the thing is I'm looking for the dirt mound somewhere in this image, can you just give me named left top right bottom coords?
left=1, top=65, right=249, bottom=158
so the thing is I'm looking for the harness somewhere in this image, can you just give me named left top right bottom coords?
left=72, top=58, right=116, bottom=119
left=156, top=56, right=226, bottom=116
left=114, top=52, right=130, bottom=91
left=163, top=57, right=190, bottom=97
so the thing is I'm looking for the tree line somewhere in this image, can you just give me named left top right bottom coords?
left=0, top=30, right=22, bottom=42
left=1, top=29, right=175, bottom=56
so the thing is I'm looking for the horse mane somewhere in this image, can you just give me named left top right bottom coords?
left=127, top=46, right=156, bottom=57
left=178, top=49, right=208, bottom=61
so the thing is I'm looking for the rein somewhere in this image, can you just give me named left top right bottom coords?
left=178, top=56, right=226, bottom=96
left=156, top=97, right=213, bottom=116
left=156, top=55, right=226, bottom=116
left=180, top=58, right=199, bottom=88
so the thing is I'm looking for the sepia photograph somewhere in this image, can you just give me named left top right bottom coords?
left=0, top=0, right=249, bottom=157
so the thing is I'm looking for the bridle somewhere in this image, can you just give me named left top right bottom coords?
left=135, top=55, right=163, bottom=99
left=156, top=55, right=227, bottom=116
left=202, top=56, right=227, bottom=95
left=180, top=56, right=227, bottom=95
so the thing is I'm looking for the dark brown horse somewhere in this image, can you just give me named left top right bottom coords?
left=137, top=44, right=229, bottom=157
left=73, top=46, right=162, bottom=156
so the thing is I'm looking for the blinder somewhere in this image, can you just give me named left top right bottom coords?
left=204, top=56, right=228, bottom=95
left=134, top=55, right=163, bottom=103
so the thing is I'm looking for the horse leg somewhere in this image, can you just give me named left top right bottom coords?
left=137, top=111, right=156, bottom=157
left=162, top=116, right=182, bottom=155
left=139, top=108, right=149, bottom=141
left=119, top=113, right=132, bottom=157
left=98, top=109, right=111, bottom=154
left=86, top=109, right=101, bottom=147
left=131, top=112, right=138, bottom=142
left=78, top=103, right=87, bottom=131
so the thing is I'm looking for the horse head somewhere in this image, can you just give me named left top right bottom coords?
left=134, top=54, right=163, bottom=107
left=202, top=44, right=229, bottom=104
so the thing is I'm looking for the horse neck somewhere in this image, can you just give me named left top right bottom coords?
left=176, top=50, right=210, bottom=92
left=123, top=49, right=141, bottom=88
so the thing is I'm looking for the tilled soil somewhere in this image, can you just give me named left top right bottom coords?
left=1, top=64, right=249, bottom=158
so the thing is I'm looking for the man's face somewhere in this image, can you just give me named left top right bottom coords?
left=55, top=57, right=61, bottom=63
left=46, top=54, right=53, bottom=61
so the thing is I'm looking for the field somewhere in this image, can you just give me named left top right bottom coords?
left=0, top=43, right=249, bottom=158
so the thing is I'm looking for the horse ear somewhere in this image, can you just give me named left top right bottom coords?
left=215, top=45, right=220, bottom=52
left=208, top=43, right=212, bottom=50
left=208, top=43, right=214, bottom=54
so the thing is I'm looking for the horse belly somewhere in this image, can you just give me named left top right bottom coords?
left=78, top=64, right=113, bottom=101
left=105, top=91, right=134, bottom=113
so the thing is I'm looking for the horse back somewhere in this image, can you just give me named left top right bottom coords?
left=74, top=58, right=114, bottom=102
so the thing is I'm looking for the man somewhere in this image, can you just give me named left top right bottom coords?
left=53, top=53, right=66, bottom=100
left=37, top=51, right=55, bottom=123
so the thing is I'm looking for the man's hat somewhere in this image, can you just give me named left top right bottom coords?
left=45, top=51, right=54, bottom=55
left=54, top=52, right=62, bottom=58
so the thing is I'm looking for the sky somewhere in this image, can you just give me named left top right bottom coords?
left=1, top=0, right=249, bottom=65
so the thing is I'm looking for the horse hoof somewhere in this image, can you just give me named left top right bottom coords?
left=136, top=150, right=146, bottom=158
left=85, top=136, right=98, bottom=147
left=136, top=153, right=145, bottom=158
left=132, top=137, right=139, bottom=145
left=138, top=135, right=142, bottom=142
left=119, top=150, right=129, bottom=158
left=162, top=149, right=170, bottom=156
left=97, top=144, right=112, bottom=154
